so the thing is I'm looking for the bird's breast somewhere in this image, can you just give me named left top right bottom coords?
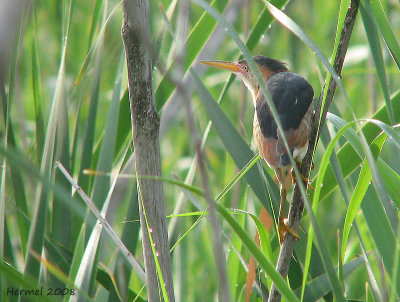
left=253, top=114, right=280, bottom=168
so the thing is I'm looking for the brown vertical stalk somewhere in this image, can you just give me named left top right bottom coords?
left=268, top=1, right=360, bottom=301
left=121, top=1, right=175, bottom=301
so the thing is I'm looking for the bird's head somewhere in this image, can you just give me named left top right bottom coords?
left=201, top=55, right=288, bottom=103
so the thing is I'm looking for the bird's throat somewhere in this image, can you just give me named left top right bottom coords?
left=244, top=83, right=260, bottom=109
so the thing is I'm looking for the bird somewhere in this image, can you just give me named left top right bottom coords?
left=200, top=55, right=314, bottom=243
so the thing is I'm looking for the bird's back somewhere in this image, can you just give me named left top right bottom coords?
left=254, top=71, right=313, bottom=167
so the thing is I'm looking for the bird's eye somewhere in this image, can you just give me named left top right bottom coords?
left=243, top=65, right=248, bottom=72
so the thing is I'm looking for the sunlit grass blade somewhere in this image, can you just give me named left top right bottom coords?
left=362, top=0, right=400, bottom=70
left=304, top=122, right=358, bottom=302
left=341, top=133, right=386, bottom=261
left=307, top=117, right=399, bottom=297
left=322, top=118, right=386, bottom=301
left=360, top=4, right=394, bottom=124
left=317, top=90, right=400, bottom=201
left=361, top=185, right=400, bottom=296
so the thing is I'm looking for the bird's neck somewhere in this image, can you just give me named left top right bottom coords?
left=249, top=86, right=259, bottom=108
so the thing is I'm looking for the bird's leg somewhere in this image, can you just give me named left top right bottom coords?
left=278, top=188, right=299, bottom=244
left=291, top=159, right=314, bottom=191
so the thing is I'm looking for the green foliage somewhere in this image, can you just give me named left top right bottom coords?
left=1, top=0, right=399, bottom=301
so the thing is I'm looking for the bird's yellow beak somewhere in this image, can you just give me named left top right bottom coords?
left=200, top=60, right=241, bottom=73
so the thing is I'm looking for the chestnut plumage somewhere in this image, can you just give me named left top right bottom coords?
left=201, top=55, right=314, bottom=243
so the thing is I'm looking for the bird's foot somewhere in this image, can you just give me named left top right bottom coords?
left=279, top=218, right=299, bottom=244
left=291, top=169, right=314, bottom=191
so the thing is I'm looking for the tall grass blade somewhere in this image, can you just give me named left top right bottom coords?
left=341, top=133, right=386, bottom=261
left=362, top=0, right=400, bottom=69
left=216, top=203, right=300, bottom=302
left=24, top=0, right=72, bottom=279
left=360, top=4, right=394, bottom=124
left=296, top=255, right=364, bottom=301
left=318, top=91, right=400, bottom=201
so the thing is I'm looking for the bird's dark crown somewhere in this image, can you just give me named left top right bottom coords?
left=239, top=55, right=288, bottom=73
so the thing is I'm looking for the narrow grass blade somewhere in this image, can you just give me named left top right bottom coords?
left=295, top=255, right=364, bottom=301
left=87, top=0, right=103, bottom=50
left=31, top=16, right=45, bottom=162
left=360, top=4, right=394, bottom=124
left=361, top=186, right=400, bottom=296
left=0, top=260, right=59, bottom=302
left=52, top=71, right=72, bottom=252
left=216, top=203, right=300, bottom=302
left=77, top=34, right=104, bottom=192
left=108, top=183, right=141, bottom=302
left=341, top=133, right=386, bottom=261
left=317, top=90, right=400, bottom=201
left=91, top=53, right=124, bottom=208
left=0, top=10, right=30, bottom=260
left=304, top=122, right=358, bottom=302
left=74, top=2, right=121, bottom=85
left=63, top=225, right=85, bottom=302
left=377, top=159, right=400, bottom=209
left=56, top=162, right=146, bottom=283
left=389, top=225, right=400, bottom=302
left=226, top=184, right=247, bottom=299
left=362, top=0, right=400, bottom=69
left=24, top=0, right=72, bottom=279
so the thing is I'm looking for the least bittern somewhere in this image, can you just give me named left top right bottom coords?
left=201, top=55, right=314, bottom=243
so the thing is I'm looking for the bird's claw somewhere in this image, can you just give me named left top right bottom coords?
left=278, top=218, right=299, bottom=244
left=291, top=169, right=314, bottom=191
